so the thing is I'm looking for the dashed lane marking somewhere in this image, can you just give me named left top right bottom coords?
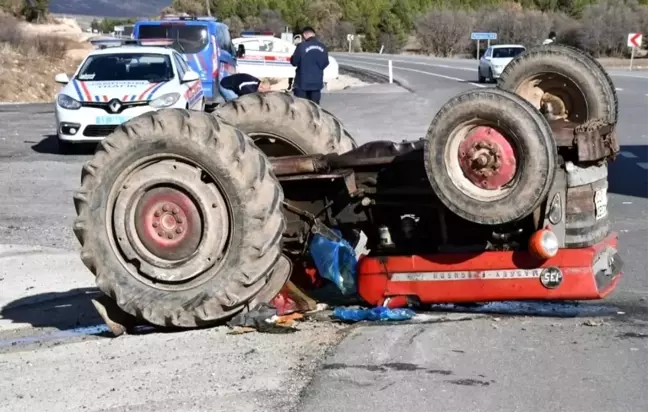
left=619, top=151, right=638, bottom=158
left=637, top=163, right=648, bottom=170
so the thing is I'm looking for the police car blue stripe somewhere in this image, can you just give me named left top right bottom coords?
left=130, top=95, right=136, bottom=101
left=147, top=82, right=166, bottom=100
left=72, top=80, right=84, bottom=101
left=94, top=95, right=101, bottom=102
left=189, top=91, right=203, bottom=107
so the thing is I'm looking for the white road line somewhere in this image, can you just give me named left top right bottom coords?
left=637, top=162, right=648, bottom=170
left=619, top=151, right=638, bottom=158
left=337, top=59, right=486, bottom=88
left=609, top=73, right=648, bottom=79
left=616, top=88, right=623, bottom=91
left=338, top=54, right=475, bottom=72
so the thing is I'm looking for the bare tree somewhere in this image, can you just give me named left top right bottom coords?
left=580, top=0, right=640, bottom=56
left=415, top=10, right=474, bottom=57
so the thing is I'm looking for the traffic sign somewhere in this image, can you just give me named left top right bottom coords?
left=347, top=34, right=355, bottom=41
left=627, top=32, right=642, bottom=48
left=471, top=32, right=497, bottom=41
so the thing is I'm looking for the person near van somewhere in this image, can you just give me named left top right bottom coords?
left=543, top=31, right=556, bottom=45
left=290, top=27, right=329, bottom=104
left=220, top=73, right=271, bottom=96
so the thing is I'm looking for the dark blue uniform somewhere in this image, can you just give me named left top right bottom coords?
left=220, top=73, right=261, bottom=96
left=290, top=36, right=329, bottom=104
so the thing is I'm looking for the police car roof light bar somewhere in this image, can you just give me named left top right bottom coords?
left=89, top=38, right=175, bottom=49
left=161, top=14, right=216, bottom=22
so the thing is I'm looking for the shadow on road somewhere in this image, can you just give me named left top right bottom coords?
left=1, top=287, right=104, bottom=331
left=31, top=135, right=98, bottom=156
left=608, top=145, right=648, bottom=198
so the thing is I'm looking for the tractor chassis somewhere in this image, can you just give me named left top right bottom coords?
left=269, top=119, right=623, bottom=309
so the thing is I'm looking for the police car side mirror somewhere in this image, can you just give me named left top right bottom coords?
left=55, top=73, right=69, bottom=84
left=236, top=44, right=245, bottom=58
left=181, top=71, right=200, bottom=83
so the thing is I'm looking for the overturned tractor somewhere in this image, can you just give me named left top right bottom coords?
left=73, top=45, right=622, bottom=328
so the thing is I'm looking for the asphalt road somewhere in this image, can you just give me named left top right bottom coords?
left=0, top=55, right=647, bottom=412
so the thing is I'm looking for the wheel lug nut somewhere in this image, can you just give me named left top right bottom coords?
left=176, top=217, right=184, bottom=223
left=176, top=227, right=184, bottom=234
left=172, top=208, right=179, bottom=215
left=154, top=211, right=161, bottom=217
left=162, top=204, right=169, bottom=212
left=152, top=222, right=159, bottom=228
left=167, top=233, right=174, bottom=239
left=157, top=231, right=165, bottom=237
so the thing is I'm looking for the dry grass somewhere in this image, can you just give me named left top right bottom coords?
left=0, top=15, right=88, bottom=102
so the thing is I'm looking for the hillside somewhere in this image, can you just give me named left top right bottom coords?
left=48, top=0, right=171, bottom=18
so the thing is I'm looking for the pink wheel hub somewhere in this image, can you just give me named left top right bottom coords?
left=457, top=126, right=517, bottom=190
left=135, top=187, right=203, bottom=261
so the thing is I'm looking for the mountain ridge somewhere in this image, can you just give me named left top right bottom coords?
left=48, top=0, right=172, bottom=18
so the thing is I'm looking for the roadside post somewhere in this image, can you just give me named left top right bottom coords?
left=471, top=32, right=498, bottom=59
left=627, top=32, right=643, bottom=71
left=388, top=60, right=393, bottom=84
left=347, top=34, right=354, bottom=53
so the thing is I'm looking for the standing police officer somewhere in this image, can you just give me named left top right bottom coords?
left=290, top=27, right=329, bottom=104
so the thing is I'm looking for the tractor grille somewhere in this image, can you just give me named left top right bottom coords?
left=83, top=125, right=118, bottom=137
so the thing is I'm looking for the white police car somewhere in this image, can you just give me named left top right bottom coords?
left=54, top=39, right=205, bottom=151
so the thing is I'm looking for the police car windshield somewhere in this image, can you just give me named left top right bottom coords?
left=76, top=53, right=174, bottom=83
left=138, top=24, right=208, bottom=54
left=492, top=47, right=525, bottom=58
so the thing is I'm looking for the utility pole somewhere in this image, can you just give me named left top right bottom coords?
left=205, top=0, right=211, bottom=16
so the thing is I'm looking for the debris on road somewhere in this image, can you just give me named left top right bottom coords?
left=332, top=306, right=416, bottom=323
left=227, top=303, right=299, bottom=334
left=582, top=319, right=607, bottom=327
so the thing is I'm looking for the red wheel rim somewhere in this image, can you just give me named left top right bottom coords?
left=135, top=187, right=203, bottom=261
left=457, top=126, right=517, bottom=190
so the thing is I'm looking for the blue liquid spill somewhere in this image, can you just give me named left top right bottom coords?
left=427, top=301, right=619, bottom=318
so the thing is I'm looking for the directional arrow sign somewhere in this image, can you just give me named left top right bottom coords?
left=628, top=33, right=642, bottom=48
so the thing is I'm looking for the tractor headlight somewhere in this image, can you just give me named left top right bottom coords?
left=57, top=94, right=81, bottom=110
left=150, top=93, right=180, bottom=108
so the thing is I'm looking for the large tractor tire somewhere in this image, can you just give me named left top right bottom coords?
left=498, top=44, right=618, bottom=126
left=214, top=91, right=357, bottom=156
left=73, top=109, right=286, bottom=328
left=425, top=88, right=557, bottom=225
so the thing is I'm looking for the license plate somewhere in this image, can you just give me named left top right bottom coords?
left=594, top=188, right=608, bottom=220
left=95, top=115, right=130, bottom=125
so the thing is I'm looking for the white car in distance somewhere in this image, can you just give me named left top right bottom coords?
left=54, top=39, right=204, bottom=152
left=478, top=44, right=526, bottom=83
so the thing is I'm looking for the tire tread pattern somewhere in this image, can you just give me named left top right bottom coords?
left=73, top=109, right=286, bottom=327
left=214, top=91, right=357, bottom=154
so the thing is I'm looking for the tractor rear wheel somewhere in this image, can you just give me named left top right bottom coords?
left=425, top=88, right=557, bottom=225
left=214, top=91, right=357, bottom=156
left=73, top=109, right=286, bottom=328
left=497, top=44, right=618, bottom=126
